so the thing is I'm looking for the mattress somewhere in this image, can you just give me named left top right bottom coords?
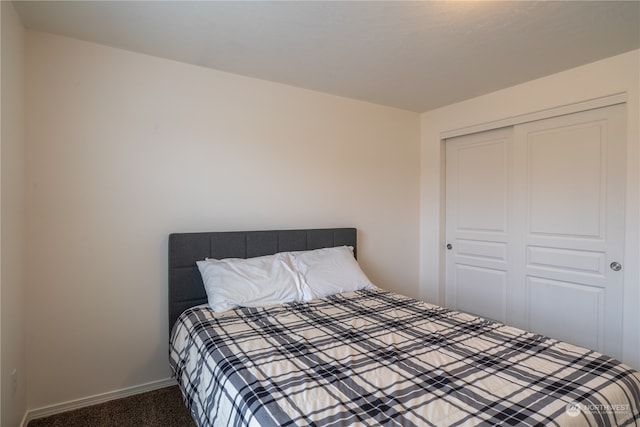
left=170, top=289, right=640, bottom=426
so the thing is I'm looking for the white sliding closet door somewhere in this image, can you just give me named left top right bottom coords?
left=445, top=127, right=515, bottom=324
left=514, top=104, right=626, bottom=359
left=445, top=104, right=626, bottom=359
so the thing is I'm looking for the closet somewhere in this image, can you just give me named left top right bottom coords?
left=445, top=103, right=626, bottom=359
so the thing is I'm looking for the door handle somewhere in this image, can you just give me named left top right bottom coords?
left=446, top=244, right=453, bottom=250
left=610, top=262, right=622, bottom=271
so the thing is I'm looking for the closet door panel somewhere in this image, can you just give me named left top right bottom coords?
left=515, top=104, right=625, bottom=358
left=456, top=265, right=507, bottom=323
left=445, top=128, right=514, bottom=324
left=527, top=276, right=604, bottom=352
left=527, top=123, right=604, bottom=237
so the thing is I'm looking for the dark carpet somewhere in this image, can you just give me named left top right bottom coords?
left=27, top=385, right=196, bottom=427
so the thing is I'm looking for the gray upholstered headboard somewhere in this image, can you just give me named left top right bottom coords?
left=168, top=228, right=357, bottom=332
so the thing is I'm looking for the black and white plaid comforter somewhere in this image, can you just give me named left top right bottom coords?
left=170, top=289, right=640, bottom=426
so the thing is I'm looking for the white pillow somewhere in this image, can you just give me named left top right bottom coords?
left=196, top=252, right=304, bottom=312
left=290, top=246, right=375, bottom=300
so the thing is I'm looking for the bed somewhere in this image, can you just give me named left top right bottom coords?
left=169, top=228, right=640, bottom=426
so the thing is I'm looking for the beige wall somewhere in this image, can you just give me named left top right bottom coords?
left=24, top=30, right=420, bottom=409
left=420, top=50, right=640, bottom=369
left=1, top=1, right=27, bottom=426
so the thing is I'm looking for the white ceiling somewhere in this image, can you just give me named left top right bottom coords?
left=12, top=0, right=640, bottom=112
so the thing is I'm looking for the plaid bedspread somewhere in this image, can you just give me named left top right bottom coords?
left=170, top=289, right=640, bottom=426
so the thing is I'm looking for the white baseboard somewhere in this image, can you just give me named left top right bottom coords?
left=19, top=411, right=29, bottom=427
left=22, top=377, right=177, bottom=426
